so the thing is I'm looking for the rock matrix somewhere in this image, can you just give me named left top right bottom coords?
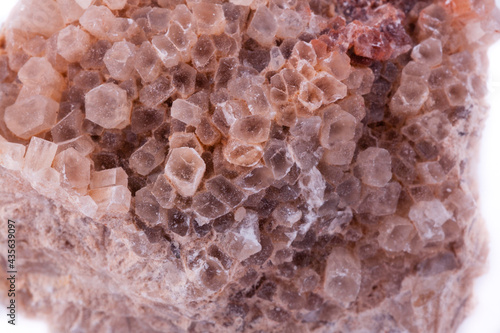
left=0, top=0, right=498, bottom=332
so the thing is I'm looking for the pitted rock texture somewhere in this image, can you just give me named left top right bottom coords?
left=0, top=0, right=498, bottom=332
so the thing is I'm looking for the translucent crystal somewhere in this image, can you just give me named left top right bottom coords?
left=263, top=139, right=293, bottom=180
left=166, top=22, right=197, bottom=62
left=89, top=185, right=131, bottom=214
left=192, top=35, right=216, bottom=71
left=195, top=116, right=221, bottom=146
left=57, top=25, right=91, bottom=62
left=151, top=174, right=176, bottom=209
left=229, top=115, right=271, bottom=144
left=164, top=147, right=205, bottom=197
left=312, top=73, right=347, bottom=104
left=73, top=70, right=103, bottom=93
left=234, top=207, right=247, bottom=222
left=29, top=168, right=61, bottom=190
left=152, top=34, right=180, bottom=68
left=193, top=192, right=229, bottom=219
left=0, top=0, right=493, bottom=330
left=409, top=199, right=452, bottom=241
left=244, top=86, right=272, bottom=116
left=402, top=61, right=431, bottom=81
left=147, top=8, right=171, bottom=34
left=130, top=106, right=165, bottom=135
left=291, top=41, right=317, bottom=67
left=171, top=63, right=197, bottom=97
left=247, top=6, right=278, bottom=47
left=0, top=140, right=26, bottom=170
left=129, top=139, right=167, bottom=176
left=275, top=9, right=305, bottom=39
left=171, top=4, right=194, bottom=29
left=343, top=67, right=375, bottom=95
left=75, top=0, right=94, bottom=9
left=72, top=194, right=98, bottom=218
left=80, top=40, right=112, bottom=70
left=103, top=41, right=137, bottom=81
left=85, top=83, right=131, bottom=129
left=200, top=259, right=228, bottom=291
left=139, top=76, right=174, bottom=107
left=17, top=57, right=65, bottom=101
left=411, top=37, right=442, bottom=67
left=356, top=147, right=392, bottom=187
left=445, top=81, right=468, bottom=106
left=272, top=203, right=302, bottom=227
left=324, top=247, right=361, bottom=305
left=390, top=78, right=429, bottom=115
left=107, top=17, right=140, bottom=43
left=57, top=135, right=95, bottom=156
left=169, top=132, right=203, bottom=155
left=416, top=162, right=446, bottom=184
left=205, top=175, right=245, bottom=208
left=319, top=49, right=352, bottom=81
left=223, top=210, right=261, bottom=261
left=51, top=109, right=84, bottom=143
left=192, top=3, right=225, bottom=35
left=212, top=100, right=250, bottom=134
left=170, top=99, right=203, bottom=127
left=119, top=78, right=139, bottom=100
left=357, top=181, right=401, bottom=216
left=289, top=117, right=322, bottom=171
left=53, top=148, right=91, bottom=189
left=269, top=47, right=285, bottom=71
left=378, top=216, right=415, bottom=252
left=135, top=187, right=161, bottom=225
left=236, top=167, right=274, bottom=193
left=228, top=0, right=253, bottom=5
left=90, top=167, right=128, bottom=189
left=213, top=33, right=237, bottom=58
left=103, top=0, right=127, bottom=10
left=79, top=5, right=116, bottom=39
left=319, top=105, right=357, bottom=149
left=298, top=81, right=324, bottom=112
left=5, top=95, right=58, bottom=140
left=167, top=208, right=189, bottom=236
left=23, top=137, right=58, bottom=173
left=322, top=141, right=356, bottom=166
left=419, top=110, right=451, bottom=141
left=7, top=0, right=65, bottom=38
left=134, top=41, right=162, bottom=83
left=223, top=139, right=263, bottom=167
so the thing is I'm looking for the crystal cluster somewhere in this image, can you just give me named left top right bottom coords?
left=0, top=0, right=498, bottom=332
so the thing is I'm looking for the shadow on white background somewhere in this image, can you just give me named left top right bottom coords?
left=456, top=19, right=500, bottom=333
left=0, top=0, right=499, bottom=332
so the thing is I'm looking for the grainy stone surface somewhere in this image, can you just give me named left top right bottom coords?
left=0, top=0, right=498, bottom=332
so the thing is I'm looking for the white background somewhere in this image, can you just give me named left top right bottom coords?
left=0, top=1, right=499, bottom=332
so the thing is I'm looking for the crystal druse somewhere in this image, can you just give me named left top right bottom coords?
left=0, top=0, right=498, bottom=332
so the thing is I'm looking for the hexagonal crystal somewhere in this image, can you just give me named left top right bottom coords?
left=85, top=83, right=131, bottom=129
left=5, top=95, right=58, bottom=140
left=164, top=147, right=205, bottom=197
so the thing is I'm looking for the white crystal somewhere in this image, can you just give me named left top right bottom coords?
left=409, top=199, right=452, bottom=241
left=23, top=137, right=58, bottom=173
left=164, top=147, right=205, bottom=197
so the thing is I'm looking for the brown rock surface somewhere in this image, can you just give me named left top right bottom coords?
left=0, top=0, right=498, bottom=332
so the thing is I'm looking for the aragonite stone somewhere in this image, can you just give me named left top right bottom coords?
left=0, top=0, right=499, bottom=332
left=84, top=82, right=131, bottom=129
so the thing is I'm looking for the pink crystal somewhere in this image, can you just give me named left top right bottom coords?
left=0, top=0, right=496, bottom=331
left=84, top=83, right=131, bottom=129
left=5, top=95, right=58, bottom=140
left=53, top=148, right=91, bottom=189
left=164, top=147, right=205, bottom=197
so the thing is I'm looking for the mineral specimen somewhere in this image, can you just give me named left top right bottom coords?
left=0, top=0, right=498, bottom=332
